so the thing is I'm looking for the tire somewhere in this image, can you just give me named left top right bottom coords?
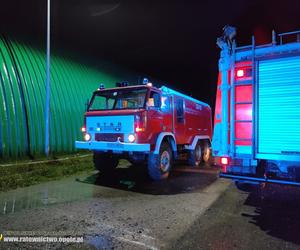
left=148, top=141, right=172, bottom=181
left=201, top=141, right=212, bottom=163
left=188, top=141, right=202, bottom=167
left=93, top=152, right=119, bottom=174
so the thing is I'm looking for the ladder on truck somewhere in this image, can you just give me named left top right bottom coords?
left=229, top=37, right=255, bottom=158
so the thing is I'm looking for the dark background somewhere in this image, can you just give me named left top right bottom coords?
left=1, top=0, right=300, bottom=106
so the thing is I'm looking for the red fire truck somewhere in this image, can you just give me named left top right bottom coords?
left=76, top=80, right=212, bottom=180
left=213, top=26, right=300, bottom=186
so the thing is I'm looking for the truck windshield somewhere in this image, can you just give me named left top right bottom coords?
left=89, top=88, right=147, bottom=111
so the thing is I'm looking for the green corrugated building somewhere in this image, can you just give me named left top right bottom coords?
left=0, top=37, right=141, bottom=159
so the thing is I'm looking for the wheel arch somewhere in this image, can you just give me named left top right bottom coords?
left=185, top=135, right=211, bottom=150
left=153, top=132, right=177, bottom=156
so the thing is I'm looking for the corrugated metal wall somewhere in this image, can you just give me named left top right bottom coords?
left=0, top=37, right=135, bottom=159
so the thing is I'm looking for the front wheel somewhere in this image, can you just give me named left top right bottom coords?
left=93, top=152, right=119, bottom=175
left=148, top=141, right=172, bottom=181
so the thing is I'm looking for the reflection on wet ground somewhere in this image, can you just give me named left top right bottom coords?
left=86, top=234, right=113, bottom=249
left=0, top=164, right=218, bottom=216
left=81, top=164, right=218, bottom=195
left=0, top=173, right=96, bottom=216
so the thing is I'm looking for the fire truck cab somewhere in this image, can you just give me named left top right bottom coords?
left=76, top=81, right=212, bottom=180
left=213, top=27, right=300, bottom=186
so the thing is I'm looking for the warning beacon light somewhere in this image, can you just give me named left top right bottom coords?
left=143, top=78, right=149, bottom=85
left=143, top=78, right=152, bottom=87
left=98, top=84, right=105, bottom=90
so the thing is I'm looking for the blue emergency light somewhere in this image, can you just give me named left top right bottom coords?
left=143, top=78, right=149, bottom=85
left=98, top=84, right=105, bottom=90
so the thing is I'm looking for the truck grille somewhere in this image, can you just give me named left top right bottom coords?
left=95, top=133, right=123, bottom=142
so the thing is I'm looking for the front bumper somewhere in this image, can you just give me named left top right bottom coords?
left=75, top=140, right=150, bottom=152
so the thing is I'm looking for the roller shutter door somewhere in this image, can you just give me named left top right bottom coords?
left=258, top=56, right=300, bottom=158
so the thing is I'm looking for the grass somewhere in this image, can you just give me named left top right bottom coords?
left=0, top=154, right=94, bottom=192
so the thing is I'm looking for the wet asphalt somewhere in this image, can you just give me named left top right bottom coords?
left=0, top=163, right=300, bottom=249
left=172, top=183, right=300, bottom=250
left=0, top=163, right=227, bottom=249
left=0, top=163, right=219, bottom=215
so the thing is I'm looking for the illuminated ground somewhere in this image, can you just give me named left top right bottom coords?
left=0, top=164, right=299, bottom=249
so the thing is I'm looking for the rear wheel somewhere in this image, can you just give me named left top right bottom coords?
left=148, top=141, right=172, bottom=181
left=188, top=141, right=202, bottom=167
left=93, top=152, right=119, bottom=175
left=202, top=141, right=211, bottom=163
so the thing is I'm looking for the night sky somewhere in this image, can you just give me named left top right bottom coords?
left=1, top=0, right=300, bottom=107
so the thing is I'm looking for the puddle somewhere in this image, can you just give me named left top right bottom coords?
left=119, top=180, right=136, bottom=189
left=85, top=234, right=113, bottom=249
left=0, top=174, right=96, bottom=216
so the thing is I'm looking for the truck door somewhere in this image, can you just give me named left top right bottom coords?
left=161, top=94, right=172, bottom=133
left=174, top=97, right=186, bottom=144
left=147, top=91, right=164, bottom=142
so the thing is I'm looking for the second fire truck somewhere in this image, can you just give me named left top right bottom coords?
left=213, top=26, right=300, bottom=186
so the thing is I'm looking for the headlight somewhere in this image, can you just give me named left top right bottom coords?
left=128, top=134, right=136, bottom=143
left=84, top=133, right=91, bottom=141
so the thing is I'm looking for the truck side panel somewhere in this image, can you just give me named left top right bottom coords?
left=173, top=95, right=212, bottom=145
left=256, top=56, right=300, bottom=161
